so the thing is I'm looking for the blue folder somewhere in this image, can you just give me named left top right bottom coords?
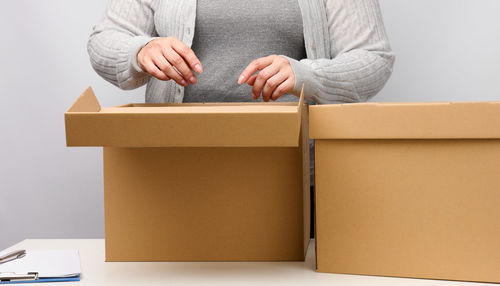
left=0, top=275, right=80, bottom=284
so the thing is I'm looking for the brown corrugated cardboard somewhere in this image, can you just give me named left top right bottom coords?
left=66, top=87, right=303, bottom=147
left=66, top=87, right=310, bottom=261
left=310, top=102, right=500, bottom=139
left=310, top=102, right=500, bottom=283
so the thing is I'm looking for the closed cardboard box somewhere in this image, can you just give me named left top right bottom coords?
left=65, top=87, right=310, bottom=261
left=310, top=102, right=500, bottom=283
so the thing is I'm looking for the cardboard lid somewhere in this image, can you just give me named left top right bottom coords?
left=65, top=86, right=305, bottom=147
left=309, top=101, right=500, bottom=139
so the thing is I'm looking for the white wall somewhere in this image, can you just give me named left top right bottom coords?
left=1, top=0, right=500, bottom=250
left=377, top=0, right=500, bottom=102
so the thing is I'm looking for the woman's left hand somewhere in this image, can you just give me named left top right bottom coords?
left=238, top=55, right=295, bottom=102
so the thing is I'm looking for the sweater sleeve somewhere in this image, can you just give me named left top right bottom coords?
left=286, top=0, right=395, bottom=104
left=87, top=0, right=157, bottom=90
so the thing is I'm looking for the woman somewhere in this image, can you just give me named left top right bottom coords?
left=88, top=0, right=394, bottom=104
left=88, top=0, right=394, bottom=237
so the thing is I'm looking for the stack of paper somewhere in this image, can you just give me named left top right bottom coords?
left=0, top=250, right=80, bottom=284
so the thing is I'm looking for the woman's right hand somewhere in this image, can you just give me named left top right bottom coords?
left=137, top=37, right=203, bottom=86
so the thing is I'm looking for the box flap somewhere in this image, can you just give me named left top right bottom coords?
left=67, top=86, right=101, bottom=112
left=65, top=87, right=305, bottom=147
left=309, top=101, right=500, bottom=139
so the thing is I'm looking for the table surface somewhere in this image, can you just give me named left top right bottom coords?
left=1, top=239, right=489, bottom=286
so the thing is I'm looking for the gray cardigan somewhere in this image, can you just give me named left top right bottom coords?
left=88, top=0, right=395, bottom=104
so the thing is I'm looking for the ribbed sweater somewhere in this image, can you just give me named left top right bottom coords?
left=88, top=0, right=395, bottom=104
left=183, top=0, right=306, bottom=103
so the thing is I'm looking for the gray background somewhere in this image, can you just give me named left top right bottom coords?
left=1, top=0, right=500, bottom=250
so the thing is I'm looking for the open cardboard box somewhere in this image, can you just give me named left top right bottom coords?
left=65, top=87, right=310, bottom=261
left=310, top=101, right=500, bottom=283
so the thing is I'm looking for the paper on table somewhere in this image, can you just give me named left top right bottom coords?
left=0, top=250, right=80, bottom=278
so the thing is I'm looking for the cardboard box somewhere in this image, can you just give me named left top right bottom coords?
left=65, top=87, right=310, bottom=261
left=309, top=102, right=500, bottom=283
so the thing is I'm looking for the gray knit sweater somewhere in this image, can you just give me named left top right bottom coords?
left=183, top=0, right=306, bottom=103
left=88, top=0, right=395, bottom=104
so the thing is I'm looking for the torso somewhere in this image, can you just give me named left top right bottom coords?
left=183, top=0, right=306, bottom=103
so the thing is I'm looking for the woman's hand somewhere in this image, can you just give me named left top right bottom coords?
left=137, top=37, right=203, bottom=86
left=238, top=55, right=295, bottom=102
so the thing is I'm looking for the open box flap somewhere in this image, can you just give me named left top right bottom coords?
left=65, top=86, right=305, bottom=147
left=67, top=86, right=101, bottom=112
left=309, top=101, right=500, bottom=139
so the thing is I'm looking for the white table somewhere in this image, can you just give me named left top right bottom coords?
left=1, top=239, right=488, bottom=286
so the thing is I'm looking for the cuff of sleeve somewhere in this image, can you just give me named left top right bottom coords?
left=129, top=36, right=157, bottom=73
left=282, top=56, right=317, bottom=102
left=116, top=36, right=157, bottom=90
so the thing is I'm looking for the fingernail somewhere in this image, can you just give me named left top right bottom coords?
left=189, top=76, right=196, bottom=84
left=194, top=64, right=202, bottom=73
left=181, top=79, right=187, bottom=86
left=238, top=75, right=244, bottom=85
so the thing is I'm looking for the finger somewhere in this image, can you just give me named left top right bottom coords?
left=271, top=78, right=294, bottom=101
left=152, top=54, right=187, bottom=86
left=262, top=72, right=287, bottom=102
left=247, top=74, right=257, bottom=86
left=252, top=64, right=280, bottom=101
left=143, top=60, right=170, bottom=81
left=238, top=56, right=274, bottom=84
left=170, top=38, right=203, bottom=73
left=149, top=54, right=173, bottom=81
left=163, top=47, right=196, bottom=84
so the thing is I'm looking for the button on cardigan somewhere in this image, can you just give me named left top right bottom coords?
left=88, top=0, right=395, bottom=104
